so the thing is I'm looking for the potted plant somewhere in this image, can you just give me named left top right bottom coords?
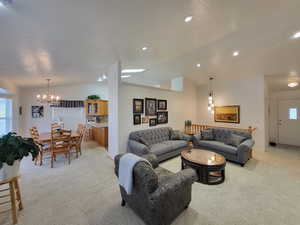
left=87, top=95, right=100, bottom=100
left=0, top=132, right=39, bottom=181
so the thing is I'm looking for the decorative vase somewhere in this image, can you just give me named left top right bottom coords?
left=0, top=160, right=20, bottom=181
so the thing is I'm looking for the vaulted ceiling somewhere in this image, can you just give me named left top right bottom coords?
left=0, top=0, right=300, bottom=87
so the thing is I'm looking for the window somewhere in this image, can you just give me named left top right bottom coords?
left=289, top=108, right=298, bottom=120
left=0, top=98, right=12, bottom=136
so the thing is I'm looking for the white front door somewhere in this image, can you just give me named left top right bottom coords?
left=278, top=99, right=300, bottom=146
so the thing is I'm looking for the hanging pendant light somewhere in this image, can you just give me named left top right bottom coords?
left=208, top=77, right=215, bottom=114
left=36, top=79, right=60, bottom=105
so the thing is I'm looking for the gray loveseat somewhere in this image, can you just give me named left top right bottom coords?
left=192, top=127, right=255, bottom=166
left=114, top=153, right=197, bottom=225
left=127, top=127, right=190, bottom=162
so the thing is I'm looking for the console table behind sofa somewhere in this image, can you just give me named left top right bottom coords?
left=185, top=124, right=256, bottom=136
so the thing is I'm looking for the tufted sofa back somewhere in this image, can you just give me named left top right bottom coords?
left=211, top=128, right=252, bottom=143
left=129, top=127, right=172, bottom=146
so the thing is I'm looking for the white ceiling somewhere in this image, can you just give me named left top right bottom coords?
left=0, top=0, right=300, bottom=87
left=266, top=74, right=300, bottom=92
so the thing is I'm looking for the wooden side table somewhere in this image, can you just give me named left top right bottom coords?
left=0, top=176, right=23, bottom=224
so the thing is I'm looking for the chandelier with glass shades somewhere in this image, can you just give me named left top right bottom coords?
left=208, top=77, right=215, bottom=114
left=36, top=79, right=60, bottom=104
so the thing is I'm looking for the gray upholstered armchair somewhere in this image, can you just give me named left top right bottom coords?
left=114, top=153, right=197, bottom=225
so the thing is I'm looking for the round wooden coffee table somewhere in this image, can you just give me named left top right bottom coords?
left=181, top=149, right=226, bottom=185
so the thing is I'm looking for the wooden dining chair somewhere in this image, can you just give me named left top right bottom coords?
left=30, top=127, right=51, bottom=166
left=77, top=124, right=85, bottom=134
left=51, top=123, right=61, bottom=132
left=71, top=128, right=85, bottom=158
left=77, top=123, right=90, bottom=142
left=50, top=129, right=72, bottom=168
left=61, top=129, right=72, bottom=136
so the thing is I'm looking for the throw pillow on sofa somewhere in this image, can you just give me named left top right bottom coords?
left=201, top=129, right=214, bottom=140
left=226, top=134, right=246, bottom=147
left=170, top=130, right=181, bottom=140
left=170, top=130, right=191, bottom=141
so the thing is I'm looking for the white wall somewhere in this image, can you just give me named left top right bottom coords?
left=0, top=79, right=20, bottom=133
left=196, top=75, right=266, bottom=151
left=268, top=89, right=300, bottom=143
left=19, top=82, right=108, bottom=136
left=118, top=79, right=198, bottom=154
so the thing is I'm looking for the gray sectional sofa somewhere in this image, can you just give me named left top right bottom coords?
left=192, top=127, right=255, bottom=166
left=127, top=127, right=190, bottom=162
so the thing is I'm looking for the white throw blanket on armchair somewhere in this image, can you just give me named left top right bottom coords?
left=118, top=153, right=151, bottom=195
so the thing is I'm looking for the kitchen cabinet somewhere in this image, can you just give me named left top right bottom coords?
left=92, top=126, right=108, bottom=148
left=85, top=100, right=108, bottom=116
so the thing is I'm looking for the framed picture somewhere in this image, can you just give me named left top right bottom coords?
left=157, top=99, right=167, bottom=110
left=32, top=106, right=44, bottom=118
left=214, top=105, right=240, bottom=124
left=157, top=111, right=168, bottom=124
left=142, top=117, right=149, bottom=124
left=145, top=98, right=157, bottom=116
left=133, top=114, right=141, bottom=125
left=133, top=98, right=144, bottom=114
left=149, top=118, right=157, bottom=127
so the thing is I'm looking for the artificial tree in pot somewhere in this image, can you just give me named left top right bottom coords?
left=0, top=132, right=39, bottom=181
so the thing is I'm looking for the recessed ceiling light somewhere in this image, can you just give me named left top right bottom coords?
left=0, top=2, right=5, bottom=8
left=122, top=69, right=145, bottom=73
left=121, top=75, right=131, bottom=78
left=142, top=47, right=148, bottom=51
left=184, top=16, right=193, bottom=23
left=98, top=74, right=107, bottom=82
left=233, top=51, right=239, bottom=56
left=288, top=82, right=298, bottom=87
left=292, top=32, right=300, bottom=39
left=196, top=63, right=201, bottom=68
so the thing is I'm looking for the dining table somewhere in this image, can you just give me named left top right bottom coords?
left=39, top=130, right=80, bottom=143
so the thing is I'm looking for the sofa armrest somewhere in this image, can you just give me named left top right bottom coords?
left=114, top=153, right=125, bottom=177
left=141, top=153, right=159, bottom=169
left=128, top=140, right=150, bottom=156
left=179, top=133, right=192, bottom=142
left=114, top=153, right=159, bottom=177
left=192, top=133, right=202, bottom=145
left=174, top=168, right=198, bottom=184
left=237, top=139, right=255, bottom=154
left=151, top=168, right=197, bottom=199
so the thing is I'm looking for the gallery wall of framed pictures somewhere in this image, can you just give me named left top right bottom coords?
left=133, top=98, right=168, bottom=127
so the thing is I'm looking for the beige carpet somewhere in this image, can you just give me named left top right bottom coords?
left=1, top=142, right=300, bottom=225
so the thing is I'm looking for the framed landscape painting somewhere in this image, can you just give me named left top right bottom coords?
left=214, top=105, right=240, bottom=124
left=145, top=98, right=157, bottom=116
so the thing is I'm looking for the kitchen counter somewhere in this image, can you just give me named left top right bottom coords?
left=88, top=122, right=108, bottom=128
